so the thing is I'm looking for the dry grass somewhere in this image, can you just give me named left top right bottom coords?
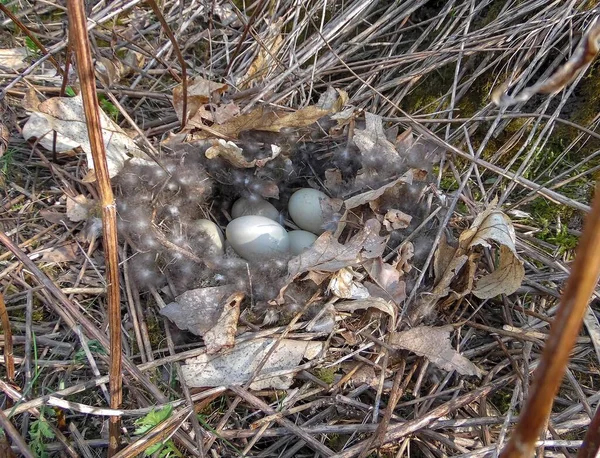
left=1, top=0, right=600, bottom=457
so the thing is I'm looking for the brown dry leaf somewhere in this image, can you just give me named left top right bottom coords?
left=383, top=209, right=412, bottom=231
left=364, top=258, right=406, bottom=305
left=335, top=297, right=396, bottom=329
left=181, top=338, right=323, bottom=389
left=417, top=200, right=524, bottom=316
left=317, top=86, right=349, bottom=113
left=267, top=106, right=330, bottom=132
left=95, top=57, right=124, bottom=86
left=390, top=326, right=482, bottom=377
left=203, top=292, right=243, bottom=355
left=353, top=112, right=398, bottom=165
left=395, top=241, right=414, bottom=274
left=459, top=206, right=525, bottom=300
left=21, top=95, right=147, bottom=178
left=172, top=76, right=229, bottom=122
left=433, top=234, right=457, bottom=283
left=66, top=194, right=91, bottom=222
left=287, top=219, right=388, bottom=279
left=342, top=363, right=378, bottom=387
left=344, top=170, right=417, bottom=210
left=328, top=268, right=370, bottom=300
left=493, top=19, right=600, bottom=106
left=23, top=88, right=42, bottom=112
left=0, top=48, right=28, bottom=71
left=205, top=139, right=281, bottom=168
left=238, top=19, right=284, bottom=89
left=40, top=243, right=78, bottom=263
left=159, top=285, right=240, bottom=336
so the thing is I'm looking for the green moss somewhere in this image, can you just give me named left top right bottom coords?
left=314, top=366, right=336, bottom=384
left=402, top=64, right=455, bottom=115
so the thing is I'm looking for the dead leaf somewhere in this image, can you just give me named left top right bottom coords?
left=0, top=48, right=28, bottom=71
left=23, top=88, right=42, bottom=112
left=433, top=234, right=457, bottom=283
left=181, top=338, right=323, bottom=389
left=459, top=208, right=525, bottom=300
left=390, top=326, right=482, bottom=377
left=328, top=268, right=370, bottom=300
left=416, top=201, right=524, bottom=316
left=203, top=292, right=243, bottom=354
left=287, top=219, right=387, bottom=278
left=344, top=170, right=416, bottom=211
left=267, top=106, right=330, bottom=132
left=353, top=112, right=398, bottom=166
left=172, top=76, right=229, bottom=122
left=364, top=258, right=406, bottom=305
left=395, top=241, right=414, bottom=274
left=335, top=297, right=396, bottom=329
left=472, top=245, right=525, bottom=299
left=95, top=57, right=124, bottom=86
left=66, top=194, right=91, bottom=222
left=40, top=243, right=78, bottom=263
left=205, top=139, right=281, bottom=168
left=383, top=209, right=412, bottom=231
left=160, top=285, right=240, bottom=336
left=317, top=86, right=349, bottom=113
left=238, top=19, right=284, bottom=89
left=493, top=19, right=600, bottom=106
left=21, top=95, right=147, bottom=178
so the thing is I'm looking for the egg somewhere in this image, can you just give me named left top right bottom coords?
left=288, top=230, right=318, bottom=255
left=231, top=196, right=279, bottom=221
left=226, top=215, right=290, bottom=261
left=192, top=219, right=225, bottom=254
left=288, top=188, right=329, bottom=234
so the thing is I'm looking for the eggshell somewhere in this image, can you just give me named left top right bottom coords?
left=226, top=215, right=290, bottom=261
left=288, top=230, right=318, bottom=256
left=288, top=188, right=329, bottom=234
left=231, top=197, right=279, bottom=221
left=192, top=219, right=225, bottom=254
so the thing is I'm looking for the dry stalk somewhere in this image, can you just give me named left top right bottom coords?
left=500, top=185, right=600, bottom=458
left=65, top=0, right=122, bottom=454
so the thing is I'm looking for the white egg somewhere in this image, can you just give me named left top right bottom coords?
left=192, top=219, right=225, bottom=254
left=231, top=197, right=279, bottom=221
left=288, top=230, right=318, bottom=255
left=226, top=215, right=290, bottom=261
left=288, top=188, right=329, bottom=234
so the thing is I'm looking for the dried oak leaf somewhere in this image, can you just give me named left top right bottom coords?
left=238, top=18, right=284, bottom=89
left=22, top=95, right=147, bottom=178
left=0, top=48, right=28, bottom=71
left=353, top=112, right=399, bottom=165
left=160, top=285, right=240, bottom=336
left=66, top=194, right=92, bottom=222
left=335, top=298, right=397, bottom=329
left=181, top=338, right=323, bottom=389
left=328, top=267, right=370, bottom=300
left=172, top=76, right=229, bottom=122
left=364, top=257, right=406, bottom=305
left=40, top=243, right=78, bottom=263
left=205, top=139, right=281, bottom=168
left=390, top=326, right=482, bottom=377
left=288, top=219, right=387, bottom=278
left=458, top=207, right=525, bottom=299
left=203, top=292, right=243, bottom=355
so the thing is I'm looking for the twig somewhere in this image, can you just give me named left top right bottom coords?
left=66, top=1, right=123, bottom=453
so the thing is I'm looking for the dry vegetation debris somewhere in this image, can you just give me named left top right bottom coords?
left=1, top=0, right=600, bottom=457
